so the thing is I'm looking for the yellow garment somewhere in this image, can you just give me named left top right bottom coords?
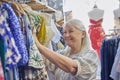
left=37, top=16, right=47, bottom=45
left=57, top=41, right=65, bottom=50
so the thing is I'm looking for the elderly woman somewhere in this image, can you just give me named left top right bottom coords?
left=33, top=19, right=99, bottom=80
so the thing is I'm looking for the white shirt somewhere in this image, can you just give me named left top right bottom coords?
left=46, top=47, right=99, bottom=80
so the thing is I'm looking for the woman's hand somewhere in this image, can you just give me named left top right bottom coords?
left=32, top=33, right=40, bottom=46
left=32, top=33, right=46, bottom=63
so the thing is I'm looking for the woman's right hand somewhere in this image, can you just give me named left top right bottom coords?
left=32, top=33, right=40, bottom=46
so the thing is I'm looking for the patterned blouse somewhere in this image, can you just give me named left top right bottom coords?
left=2, top=2, right=28, bottom=66
left=0, top=5, right=21, bottom=70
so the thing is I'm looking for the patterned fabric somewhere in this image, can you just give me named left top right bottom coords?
left=0, top=6, right=21, bottom=70
left=0, top=59, right=4, bottom=80
left=22, top=14, right=45, bottom=68
left=88, top=19, right=105, bottom=58
left=19, top=67, right=49, bottom=80
left=20, top=5, right=49, bottom=80
left=2, top=2, right=28, bottom=66
left=27, top=12, right=41, bottom=33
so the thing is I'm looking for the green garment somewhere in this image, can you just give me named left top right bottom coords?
left=0, top=37, right=6, bottom=76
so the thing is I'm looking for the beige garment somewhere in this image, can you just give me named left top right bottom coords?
left=46, top=47, right=99, bottom=80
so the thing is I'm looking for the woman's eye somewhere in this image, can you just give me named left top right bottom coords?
left=69, top=30, right=73, bottom=33
left=63, top=31, right=67, bottom=34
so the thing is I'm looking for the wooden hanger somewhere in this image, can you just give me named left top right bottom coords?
left=56, top=18, right=64, bottom=26
left=16, top=2, right=26, bottom=15
left=26, top=0, right=56, bottom=13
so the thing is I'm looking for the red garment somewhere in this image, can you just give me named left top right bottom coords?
left=0, top=59, right=4, bottom=80
left=88, top=19, right=105, bottom=58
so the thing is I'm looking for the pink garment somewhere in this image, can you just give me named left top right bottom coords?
left=0, top=59, right=4, bottom=80
left=88, top=19, right=105, bottom=58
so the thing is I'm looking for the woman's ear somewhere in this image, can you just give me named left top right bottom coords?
left=81, top=31, right=86, bottom=38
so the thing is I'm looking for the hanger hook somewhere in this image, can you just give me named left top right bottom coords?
left=93, top=0, right=98, bottom=8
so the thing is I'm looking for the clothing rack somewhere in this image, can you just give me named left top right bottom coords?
left=100, top=35, right=120, bottom=80
left=109, top=28, right=120, bottom=31
left=107, top=28, right=120, bottom=36
left=25, top=0, right=56, bottom=13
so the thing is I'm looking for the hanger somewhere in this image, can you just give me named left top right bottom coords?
left=16, top=2, right=26, bottom=15
left=26, top=0, right=56, bottom=13
left=93, top=0, right=98, bottom=8
left=93, top=4, right=97, bottom=8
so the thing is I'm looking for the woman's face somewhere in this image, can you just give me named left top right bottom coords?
left=63, top=24, right=85, bottom=48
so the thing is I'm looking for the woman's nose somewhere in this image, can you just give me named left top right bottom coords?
left=64, top=32, right=70, bottom=37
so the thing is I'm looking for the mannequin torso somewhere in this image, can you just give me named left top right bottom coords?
left=88, top=8, right=104, bottom=21
left=114, top=4, right=120, bottom=18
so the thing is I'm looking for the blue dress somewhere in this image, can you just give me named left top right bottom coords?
left=0, top=5, right=21, bottom=70
left=2, top=2, right=28, bottom=66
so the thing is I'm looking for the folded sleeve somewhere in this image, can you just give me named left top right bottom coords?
left=74, top=50, right=99, bottom=79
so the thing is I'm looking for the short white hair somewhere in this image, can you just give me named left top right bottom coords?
left=64, top=19, right=93, bottom=52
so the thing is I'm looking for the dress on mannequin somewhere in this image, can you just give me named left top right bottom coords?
left=88, top=5, right=105, bottom=58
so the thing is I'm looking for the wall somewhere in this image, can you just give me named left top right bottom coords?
left=64, top=0, right=120, bottom=34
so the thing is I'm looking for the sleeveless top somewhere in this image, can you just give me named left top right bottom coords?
left=88, top=19, right=105, bottom=58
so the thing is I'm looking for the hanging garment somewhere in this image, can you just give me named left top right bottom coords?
left=0, top=5, right=21, bottom=70
left=0, top=36, right=6, bottom=76
left=37, top=16, right=47, bottom=45
left=0, top=58, right=4, bottom=80
left=18, top=66, right=49, bottom=80
left=88, top=19, right=105, bottom=58
left=110, top=40, right=120, bottom=80
left=22, top=14, right=45, bottom=68
left=20, top=5, right=49, bottom=80
left=2, top=2, right=28, bottom=66
left=101, top=37, right=120, bottom=80
left=5, top=65, right=19, bottom=80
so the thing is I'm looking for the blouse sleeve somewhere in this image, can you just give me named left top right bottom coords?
left=74, top=50, right=99, bottom=79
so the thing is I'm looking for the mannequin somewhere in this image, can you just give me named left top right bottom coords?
left=113, top=4, right=120, bottom=36
left=113, top=4, right=120, bottom=18
left=88, top=4, right=105, bottom=58
left=88, top=4, right=104, bottom=21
